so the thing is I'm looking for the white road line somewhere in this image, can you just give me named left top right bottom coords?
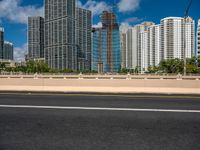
left=0, top=105, right=200, bottom=113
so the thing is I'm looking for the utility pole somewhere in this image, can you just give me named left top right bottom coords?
left=183, top=0, right=193, bottom=76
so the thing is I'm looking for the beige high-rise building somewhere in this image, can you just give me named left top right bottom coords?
left=160, top=17, right=195, bottom=60
left=148, top=25, right=161, bottom=66
left=119, top=25, right=129, bottom=69
left=119, top=17, right=195, bottom=73
left=140, top=31, right=148, bottom=72
left=137, top=22, right=155, bottom=72
left=124, top=22, right=154, bottom=72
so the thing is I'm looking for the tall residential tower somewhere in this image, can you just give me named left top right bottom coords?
left=125, top=22, right=155, bottom=72
left=28, top=16, right=44, bottom=60
left=119, top=25, right=129, bottom=69
left=76, top=8, right=92, bottom=71
left=44, top=0, right=77, bottom=70
left=160, top=17, right=195, bottom=60
left=148, top=25, right=161, bottom=66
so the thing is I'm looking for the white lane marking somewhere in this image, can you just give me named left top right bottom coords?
left=0, top=105, right=200, bottom=113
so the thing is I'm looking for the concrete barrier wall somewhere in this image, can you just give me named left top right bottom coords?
left=0, top=78, right=200, bottom=88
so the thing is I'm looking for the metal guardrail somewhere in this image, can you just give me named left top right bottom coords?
left=0, top=74, right=199, bottom=81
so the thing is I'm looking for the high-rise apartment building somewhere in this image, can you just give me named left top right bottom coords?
left=3, top=41, right=13, bottom=60
left=119, top=25, right=129, bottom=69
left=92, top=11, right=121, bottom=73
left=44, top=0, right=77, bottom=70
left=137, top=22, right=155, bottom=72
left=197, top=19, right=200, bottom=55
left=140, top=31, right=148, bottom=72
left=184, top=17, right=195, bottom=58
left=124, top=22, right=154, bottom=72
left=76, top=8, right=92, bottom=71
left=120, top=17, right=195, bottom=73
left=160, top=17, right=195, bottom=60
left=148, top=25, right=161, bottom=66
left=28, top=16, right=44, bottom=60
left=126, top=27, right=137, bottom=69
left=0, top=27, right=4, bottom=59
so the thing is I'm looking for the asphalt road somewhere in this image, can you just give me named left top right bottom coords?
left=0, top=93, right=200, bottom=150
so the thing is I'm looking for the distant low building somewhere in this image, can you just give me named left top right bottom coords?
left=0, top=59, right=16, bottom=68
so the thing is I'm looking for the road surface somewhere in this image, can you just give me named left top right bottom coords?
left=0, top=93, right=200, bottom=150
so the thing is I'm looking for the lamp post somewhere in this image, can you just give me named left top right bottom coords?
left=183, top=0, right=193, bottom=76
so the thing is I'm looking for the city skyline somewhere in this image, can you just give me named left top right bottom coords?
left=0, top=0, right=199, bottom=61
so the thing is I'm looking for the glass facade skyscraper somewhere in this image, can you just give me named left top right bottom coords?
left=92, top=11, right=121, bottom=73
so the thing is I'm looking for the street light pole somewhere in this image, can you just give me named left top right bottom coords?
left=184, top=0, right=193, bottom=76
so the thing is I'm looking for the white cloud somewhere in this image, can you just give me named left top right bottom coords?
left=77, top=0, right=110, bottom=16
left=118, top=0, right=140, bottom=13
left=120, top=22, right=131, bottom=27
left=0, top=0, right=43, bottom=24
left=92, top=22, right=102, bottom=28
left=123, top=17, right=143, bottom=24
left=14, top=43, right=27, bottom=62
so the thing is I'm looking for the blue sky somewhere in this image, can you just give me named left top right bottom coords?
left=0, top=0, right=199, bottom=61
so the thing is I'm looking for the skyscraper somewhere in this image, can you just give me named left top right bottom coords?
left=197, top=19, right=200, bottom=55
left=148, top=25, right=161, bottom=66
left=138, top=22, right=155, bottom=72
left=184, top=17, right=195, bottom=58
left=119, top=25, right=128, bottom=69
left=28, top=16, right=44, bottom=60
left=44, top=0, right=77, bottom=70
left=160, top=17, right=195, bottom=60
left=0, top=27, right=4, bottom=59
left=3, top=41, right=13, bottom=60
left=124, top=22, right=154, bottom=72
left=126, top=27, right=138, bottom=69
left=92, top=11, right=121, bottom=73
left=76, top=8, right=92, bottom=71
left=140, top=31, right=148, bottom=72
